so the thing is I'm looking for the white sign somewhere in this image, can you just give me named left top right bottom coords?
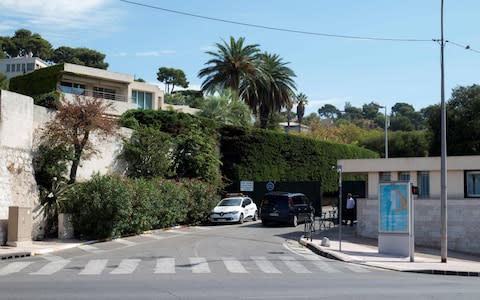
left=240, top=181, right=254, bottom=192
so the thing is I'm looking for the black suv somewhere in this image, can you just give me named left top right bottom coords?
left=260, top=192, right=314, bottom=227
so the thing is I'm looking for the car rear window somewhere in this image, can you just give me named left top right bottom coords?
left=262, top=195, right=289, bottom=208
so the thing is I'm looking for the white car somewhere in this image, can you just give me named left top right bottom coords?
left=210, top=195, right=258, bottom=224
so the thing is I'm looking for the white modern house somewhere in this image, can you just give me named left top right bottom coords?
left=9, top=62, right=165, bottom=116
left=0, top=56, right=49, bottom=79
left=338, top=156, right=480, bottom=255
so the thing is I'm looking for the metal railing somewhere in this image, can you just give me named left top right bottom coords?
left=59, top=87, right=129, bottom=102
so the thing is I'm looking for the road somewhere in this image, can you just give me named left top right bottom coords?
left=0, top=221, right=478, bottom=299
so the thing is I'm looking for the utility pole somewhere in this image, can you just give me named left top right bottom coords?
left=440, top=0, right=448, bottom=263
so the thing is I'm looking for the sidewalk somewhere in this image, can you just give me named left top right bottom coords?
left=1, top=239, right=84, bottom=260
left=299, top=224, right=480, bottom=276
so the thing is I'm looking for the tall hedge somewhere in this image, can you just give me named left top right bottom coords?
left=9, top=63, right=64, bottom=96
left=220, top=126, right=378, bottom=192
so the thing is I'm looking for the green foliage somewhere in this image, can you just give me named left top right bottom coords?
left=359, top=130, right=429, bottom=158
left=426, top=84, right=480, bottom=155
left=197, top=91, right=252, bottom=127
left=9, top=64, right=64, bottom=98
left=219, top=126, right=378, bottom=192
left=33, top=91, right=61, bottom=109
left=0, top=72, right=8, bottom=90
left=121, top=126, right=174, bottom=178
left=2, top=29, right=53, bottom=60
left=52, top=46, right=108, bottom=69
left=157, top=67, right=189, bottom=93
left=181, top=179, right=220, bottom=225
left=66, top=174, right=133, bottom=240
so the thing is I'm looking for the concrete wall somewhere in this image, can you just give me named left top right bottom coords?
left=0, top=90, right=131, bottom=244
left=356, top=197, right=480, bottom=255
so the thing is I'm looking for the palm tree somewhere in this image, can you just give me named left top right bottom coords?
left=295, top=92, right=308, bottom=132
left=243, top=53, right=296, bottom=128
left=198, top=36, right=260, bottom=98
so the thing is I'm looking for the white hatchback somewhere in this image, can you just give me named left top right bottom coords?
left=210, top=195, right=258, bottom=224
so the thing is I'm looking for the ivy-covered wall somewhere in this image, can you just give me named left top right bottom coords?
left=220, top=126, right=379, bottom=192
left=9, top=64, right=65, bottom=97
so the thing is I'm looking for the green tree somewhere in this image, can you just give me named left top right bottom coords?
left=318, top=104, right=341, bottom=119
left=426, top=84, right=480, bottom=155
left=243, top=53, right=296, bottom=128
left=390, top=102, right=424, bottom=131
left=3, top=29, right=53, bottom=60
left=42, top=95, right=118, bottom=184
left=52, top=46, right=109, bottom=69
left=198, top=36, right=260, bottom=97
left=122, top=127, right=174, bottom=178
left=360, top=130, right=429, bottom=158
left=157, top=67, right=189, bottom=94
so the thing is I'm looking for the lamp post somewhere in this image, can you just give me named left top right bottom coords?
left=337, top=164, right=343, bottom=252
left=378, top=105, right=389, bottom=158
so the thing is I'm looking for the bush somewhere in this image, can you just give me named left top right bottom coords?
left=150, top=178, right=189, bottom=227
left=66, top=174, right=132, bottom=240
left=181, top=179, right=220, bottom=225
left=127, top=178, right=159, bottom=234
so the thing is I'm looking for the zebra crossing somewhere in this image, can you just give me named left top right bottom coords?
left=0, top=255, right=371, bottom=277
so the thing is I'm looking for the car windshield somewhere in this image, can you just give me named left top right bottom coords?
left=218, top=198, right=242, bottom=206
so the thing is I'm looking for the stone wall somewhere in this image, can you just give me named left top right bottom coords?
left=357, top=197, right=480, bottom=255
left=0, top=90, right=131, bottom=244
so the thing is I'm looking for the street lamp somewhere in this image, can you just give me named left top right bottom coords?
left=378, top=105, right=388, bottom=158
left=337, top=164, right=343, bottom=252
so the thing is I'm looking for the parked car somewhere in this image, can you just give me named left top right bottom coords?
left=210, top=194, right=258, bottom=224
left=260, top=192, right=314, bottom=227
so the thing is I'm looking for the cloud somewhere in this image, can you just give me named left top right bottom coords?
left=0, top=0, right=121, bottom=32
left=135, top=50, right=176, bottom=57
left=304, top=97, right=345, bottom=115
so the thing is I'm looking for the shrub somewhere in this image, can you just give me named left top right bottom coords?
left=181, top=179, right=220, bottom=225
left=66, top=174, right=132, bottom=240
left=150, top=178, right=189, bottom=227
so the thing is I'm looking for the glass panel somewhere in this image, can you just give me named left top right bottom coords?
left=380, top=172, right=391, bottom=182
left=6, top=64, right=10, bottom=72
left=418, top=171, right=430, bottom=198
left=145, top=92, right=152, bottom=109
left=466, top=171, right=480, bottom=197
left=398, top=172, right=410, bottom=181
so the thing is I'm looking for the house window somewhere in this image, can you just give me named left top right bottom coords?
left=94, top=87, right=116, bottom=100
left=131, top=90, right=153, bottom=109
left=26, top=63, right=34, bottom=71
left=6, top=64, right=10, bottom=72
left=418, top=171, right=430, bottom=198
left=380, top=172, right=391, bottom=182
left=466, top=171, right=480, bottom=198
left=398, top=172, right=410, bottom=181
left=16, top=64, right=20, bottom=72
left=60, top=81, right=86, bottom=95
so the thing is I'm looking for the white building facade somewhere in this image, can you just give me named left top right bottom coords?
left=0, top=56, right=49, bottom=79
left=338, top=156, right=480, bottom=255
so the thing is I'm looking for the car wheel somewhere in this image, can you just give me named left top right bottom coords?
left=261, top=219, right=268, bottom=226
left=290, top=215, right=298, bottom=227
left=238, top=213, right=244, bottom=224
left=252, top=210, right=258, bottom=221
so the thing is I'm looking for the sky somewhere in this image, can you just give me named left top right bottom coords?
left=1, top=0, right=479, bottom=116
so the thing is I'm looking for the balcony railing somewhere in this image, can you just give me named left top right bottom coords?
left=59, top=86, right=129, bottom=102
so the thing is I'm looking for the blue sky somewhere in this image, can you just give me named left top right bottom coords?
left=1, top=0, right=479, bottom=115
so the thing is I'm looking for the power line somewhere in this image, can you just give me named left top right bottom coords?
left=446, top=40, right=480, bottom=54
left=119, top=0, right=432, bottom=43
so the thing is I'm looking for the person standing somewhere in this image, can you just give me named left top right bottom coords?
left=345, top=193, right=356, bottom=226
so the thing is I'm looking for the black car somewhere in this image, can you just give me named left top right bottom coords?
left=260, top=192, right=314, bottom=227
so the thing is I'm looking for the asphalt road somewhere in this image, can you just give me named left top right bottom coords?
left=0, top=221, right=479, bottom=299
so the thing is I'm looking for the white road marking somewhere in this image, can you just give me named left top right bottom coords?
left=30, top=259, right=70, bottom=275
left=310, top=260, right=340, bottom=273
left=155, top=258, right=175, bottom=274
left=79, top=259, right=108, bottom=275
left=190, top=257, right=210, bottom=273
left=78, top=244, right=103, bottom=253
left=0, top=262, right=34, bottom=276
left=141, top=234, right=166, bottom=240
left=222, top=257, right=248, bottom=273
left=110, top=259, right=141, bottom=274
left=113, top=238, right=136, bottom=246
left=280, top=256, right=312, bottom=273
left=251, top=256, right=281, bottom=274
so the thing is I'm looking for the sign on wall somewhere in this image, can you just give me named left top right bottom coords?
left=379, top=182, right=411, bottom=233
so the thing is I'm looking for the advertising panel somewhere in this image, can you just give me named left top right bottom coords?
left=379, top=182, right=411, bottom=233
